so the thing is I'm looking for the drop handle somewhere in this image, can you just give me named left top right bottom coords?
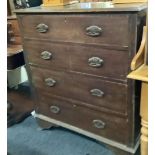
left=36, top=23, right=48, bottom=33
left=45, top=78, right=56, bottom=87
left=90, top=89, right=104, bottom=97
left=86, top=25, right=102, bottom=37
left=41, top=51, right=52, bottom=60
left=93, top=120, right=106, bottom=129
left=88, top=57, right=104, bottom=68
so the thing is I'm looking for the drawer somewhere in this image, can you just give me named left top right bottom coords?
left=9, top=36, right=22, bottom=45
left=24, top=40, right=69, bottom=70
left=69, top=44, right=129, bottom=81
left=8, top=19, right=21, bottom=36
left=31, top=67, right=128, bottom=115
left=25, top=40, right=129, bottom=80
left=37, top=95, right=130, bottom=145
left=18, top=14, right=129, bottom=46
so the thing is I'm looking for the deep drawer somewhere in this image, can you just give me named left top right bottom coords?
left=31, top=67, right=128, bottom=115
left=18, top=14, right=129, bottom=47
left=37, top=95, right=130, bottom=145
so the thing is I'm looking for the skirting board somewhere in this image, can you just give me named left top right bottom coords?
left=32, top=111, right=140, bottom=154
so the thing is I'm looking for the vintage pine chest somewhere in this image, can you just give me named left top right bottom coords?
left=15, top=2, right=147, bottom=155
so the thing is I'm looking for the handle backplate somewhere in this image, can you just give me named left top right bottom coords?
left=50, top=105, right=60, bottom=114
left=86, top=25, right=102, bottom=37
left=88, top=57, right=104, bottom=68
left=45, top=78, right=56, bottom=87
left=90, top=89, right=104, bottom=97
left=93, top=120, right=106, bottom=129
left=36, top=23, right=48, bottom=33
left=41, top=51, right=52, bottom=60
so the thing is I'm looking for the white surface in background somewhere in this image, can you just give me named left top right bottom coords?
left=7, top=66, right=28, bottom=88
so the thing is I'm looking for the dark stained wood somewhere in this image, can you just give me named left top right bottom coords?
left=24, top=39, right=129, bottom=81
left=125, top=13, right=144, bottom=147
left=16, top=4, right=146, bottom=155
left=36, top=94, right=130, bottom=145
left=23, top=40, right=69, bottom=71
left=69, top=44, right=129, bottom=81
left=31, top=66, right=128, bottom=115
left=18, top=14, right=129, bottom=47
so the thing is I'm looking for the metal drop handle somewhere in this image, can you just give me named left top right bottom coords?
left=41, top=51, right=52, bottom=60
left=45, top=78, right=56, bottom=87
left=36, top=23, right=48, bottom=33
left=93, top=120, right=106, bottom=129
left=88, top=57, right=104, bottom=68
left=90, top=89, right=104, bottom=97
left=50, top=106, right=60, bottom=114
left=86, top=25, right=102, bottom=37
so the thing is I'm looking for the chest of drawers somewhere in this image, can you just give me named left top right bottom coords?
left=15, top=2, right=147, bottom=155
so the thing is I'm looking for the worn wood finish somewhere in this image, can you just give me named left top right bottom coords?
left=33, top=111, right=140, bottom=154
left=16, top=3, right=146, bottom=155
left=18, top=14, right=129, bottom=46
left=24, top=39, right=129, bottom=81
left=69, top=44, right=129, bottom=81
left=36, top=94, right=130, bottom=145
left=31, top=66, right=128, bottom=115
left=24, top=40, right=69, bottom=70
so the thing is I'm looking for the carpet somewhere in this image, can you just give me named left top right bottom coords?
left=7, top=116, right=115, bottom=155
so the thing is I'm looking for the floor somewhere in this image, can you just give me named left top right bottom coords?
left=7, top=116, right=115, bottom=155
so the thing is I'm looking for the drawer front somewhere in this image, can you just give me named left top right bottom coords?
left=25, top=40, right=129, bottom=80
left=24, top=40, right=69, bottom=70
left=9, top=36, right=22, bottom=45
left=19, top=14, right=129, bottom=46
left=31, top=67, right=128, bottom=115
left=69, top=44, right=129, bottom=81
left=8, top=19, right=21, bottom=36
left=37, top=95, right=129, bottom=145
